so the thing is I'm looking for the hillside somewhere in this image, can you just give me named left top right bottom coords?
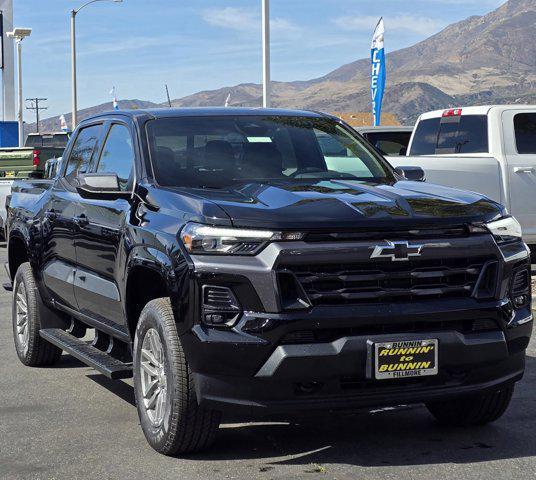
left=28, top=99, right=160, bottom=133
left=32, top=0, right=536, bottom=129
left=170, top=0, right=536, bottom=123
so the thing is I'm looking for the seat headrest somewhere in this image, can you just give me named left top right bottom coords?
left=154, top=146, right=180, bottom=185
left=204, top=140, right=235, bottom=170
left=242, top=142, right=283, bottom=177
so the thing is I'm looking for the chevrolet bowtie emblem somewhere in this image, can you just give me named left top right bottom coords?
left=370, top=240, right=424, bottom=262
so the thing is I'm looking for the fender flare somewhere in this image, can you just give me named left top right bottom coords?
left=123, top=245, right=191, bottom=336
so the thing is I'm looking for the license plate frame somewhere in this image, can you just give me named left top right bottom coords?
left=374, top=339, right=438, bottom=380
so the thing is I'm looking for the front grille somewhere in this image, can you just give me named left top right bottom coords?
left=281, top=256, right=495, bottom=306
left=305, top=227, right=469, bottom=242
left=280, top=318, right=498, bottom=345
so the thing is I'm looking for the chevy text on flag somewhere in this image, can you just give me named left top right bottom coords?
left=370, top=18, right=386, bottom=127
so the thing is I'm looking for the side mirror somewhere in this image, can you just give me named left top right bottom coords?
left=76, top=173, right=131, bottom=199
left=395, top=166, right=426, bottom=182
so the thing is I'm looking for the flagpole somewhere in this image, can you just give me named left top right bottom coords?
left=262, top=0, right=271, bottom=108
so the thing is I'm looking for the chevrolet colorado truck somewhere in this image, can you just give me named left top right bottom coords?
left=7, top=108, right=532, bottom=456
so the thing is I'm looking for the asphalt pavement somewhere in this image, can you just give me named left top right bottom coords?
left=1, top=244, right=536, bottom=480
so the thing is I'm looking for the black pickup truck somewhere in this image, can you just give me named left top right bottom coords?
left=7, top=108, right=532, bottom=455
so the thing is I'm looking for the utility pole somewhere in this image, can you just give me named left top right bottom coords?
left=25, top=97, right=47, bottom=133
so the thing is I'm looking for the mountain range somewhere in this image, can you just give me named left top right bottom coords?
left=31, top=0, right=536, bottom=132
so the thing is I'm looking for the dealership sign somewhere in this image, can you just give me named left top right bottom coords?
left=371, top=18, right=386, bottom=127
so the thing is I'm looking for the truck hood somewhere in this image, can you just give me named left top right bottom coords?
left=169, top=179, right=504, bottom=230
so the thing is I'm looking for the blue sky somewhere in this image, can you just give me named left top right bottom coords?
left=14, top=0, right=505, bottom=119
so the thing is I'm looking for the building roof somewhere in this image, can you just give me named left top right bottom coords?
left=333, top=112, right=400, bottom=127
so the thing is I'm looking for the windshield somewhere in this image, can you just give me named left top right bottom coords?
left=146, top=115, right=393, bottom=188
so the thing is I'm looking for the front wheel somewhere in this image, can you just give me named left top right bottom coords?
left=12, top=262, right=62, bottom=366
left=133, top=298, right=221, bottom=455
left=426, top=384, right=515, bottom=426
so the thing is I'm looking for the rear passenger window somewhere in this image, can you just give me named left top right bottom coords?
left=64, top=124, right=102, bottom=182
left=514, top=113, right=536, bottom=154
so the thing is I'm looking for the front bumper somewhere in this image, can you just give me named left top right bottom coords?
left=180, top=235, right=533, bottom=416
left=182, top=302, right=531, bottom=416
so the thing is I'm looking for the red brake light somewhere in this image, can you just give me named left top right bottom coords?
left=442, top=108, right=462, bottom=117
left=33, top=149, right=40, bottom=166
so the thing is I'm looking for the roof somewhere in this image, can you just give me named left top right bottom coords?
left=333, top=112, right=400, bottom=127
left=419, top=104, right=536, bottom=120
left=86, top=107, right=329, bottom=122
left=355, top=126, right=414, bottom=133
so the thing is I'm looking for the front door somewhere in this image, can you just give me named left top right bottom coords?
left=502, top=110, right=536, bottom=244
left=41, top=123, right=103, bottom=309
left=73, top=122, right=136, bottom=332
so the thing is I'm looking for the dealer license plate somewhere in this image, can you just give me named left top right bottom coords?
left=374, top=339, right=438, bottom=380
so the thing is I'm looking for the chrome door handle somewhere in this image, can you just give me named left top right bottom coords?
left=514, top=167, right=535, bottom=173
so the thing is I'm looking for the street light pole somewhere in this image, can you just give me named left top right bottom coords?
left=71, top=0, right=123, bottom=131
left=262, top=0, right=270, bottom=108
left=7, top=28, right=31, bottom=147
left=71, top=10, right=77, bottom=130
left=16, top=39, right=23, bottom=146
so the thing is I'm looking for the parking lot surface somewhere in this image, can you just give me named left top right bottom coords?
left=1, top=245, right=535, bottom=480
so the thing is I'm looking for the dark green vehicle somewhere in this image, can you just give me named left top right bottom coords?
left=0, top=132, right=67, bottom=179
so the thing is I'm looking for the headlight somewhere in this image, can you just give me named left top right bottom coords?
left=486, top=216, right=522, bottom=243
left=180, top=223, right=304, bottom=255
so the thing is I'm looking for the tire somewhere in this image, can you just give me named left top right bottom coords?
left=133, top=298, right=221, bottom=455
left=12, top=262, right=62, bottom=366
left=426, top=384, right=515, bottom=426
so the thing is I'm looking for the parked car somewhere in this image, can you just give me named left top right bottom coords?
left=0, top=133, right=67, bottom=236
left=355, top=126, right=414, bottom=156
left=7, top=108, right=532, bottom=456
left=388, top=106, right=536, bottom=253
left=25, top=132, right=70, bottom=149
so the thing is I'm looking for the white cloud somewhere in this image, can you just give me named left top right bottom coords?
left=200, top=7, right=302, bottom=35
left=333, top=14, right=446, bottom=36
left=200, top=7, right=257, bottom=32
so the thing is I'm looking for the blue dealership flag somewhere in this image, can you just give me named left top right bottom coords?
left=371, top=18, right=386, bottom=126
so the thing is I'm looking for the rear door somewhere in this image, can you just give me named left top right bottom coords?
left=502, top=110, right=536, bottom=243
left=41, top=123, right=103, bottom=309
left=73, top=121, right=135, bottom=333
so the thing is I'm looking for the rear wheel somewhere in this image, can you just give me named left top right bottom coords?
left=426, top=384, right=515, bottom=426
left=133, top=298, right=221, bottom=455
left=12, top=262, right=62, bottom=366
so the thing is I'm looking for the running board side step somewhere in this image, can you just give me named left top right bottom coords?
left=40, top=328, right=133, bottom=379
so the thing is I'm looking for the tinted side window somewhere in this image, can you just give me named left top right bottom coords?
left=64, top=125, right=102, bottom=182
left=436, top=115, right=488, bottom=154
left=365, top=131, right=412, bottom=156
left=409, top=118, right=440, bottom=155
left=96, top=124, right=134, bottom=190
left=514, top=113, right=536, bottom=154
